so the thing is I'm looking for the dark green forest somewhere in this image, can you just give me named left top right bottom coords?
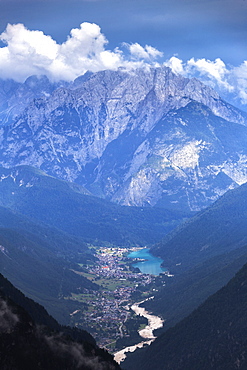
left=124, top=261, right=247, bottom=370
left=0, top=273, right=120, bottom=370
left=0, top=165, right=190, bottom=247
left=152, top=181, right=247, bottom=271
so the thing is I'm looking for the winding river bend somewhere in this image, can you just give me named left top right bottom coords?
left=114, top=298, right=164, bottom=364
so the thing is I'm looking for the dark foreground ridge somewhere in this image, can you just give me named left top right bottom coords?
left=0, top=273, right=121, bottom=370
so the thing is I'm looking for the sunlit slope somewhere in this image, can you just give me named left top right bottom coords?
left=1, top=68, right=247, bottom=211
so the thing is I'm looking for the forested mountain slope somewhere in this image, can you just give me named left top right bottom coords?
left=152, top=181, right=247, bottom=271
left=0, top=165, right=189, bottom=246
left=124, top=183, right=247, bottom=369
left=0, top=206, right=98, bottom=324
left=124, top=261, right=247, bottom=370
left=145, top=244, right=247, bottom=331
left=0, top=273, right=120, bottom=370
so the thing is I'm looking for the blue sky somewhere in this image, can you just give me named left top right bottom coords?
left=0, top=0, right=247, bottom=106
left=0, top=0, right=246, bottom=64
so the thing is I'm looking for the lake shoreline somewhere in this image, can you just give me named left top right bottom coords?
left=127, top=247, right=167, bottom=276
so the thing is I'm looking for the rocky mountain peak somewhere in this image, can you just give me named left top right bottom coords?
left=0, top=66, right=247, bottom=211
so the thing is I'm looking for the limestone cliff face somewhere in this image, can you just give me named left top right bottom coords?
left=1, top=67, right=247, bottom=211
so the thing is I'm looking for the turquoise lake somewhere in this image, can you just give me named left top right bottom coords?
left=127, top=248, right=166, bottom=275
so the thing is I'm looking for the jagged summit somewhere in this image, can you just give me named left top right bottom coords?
left=1, top=66, right=247, bottom=211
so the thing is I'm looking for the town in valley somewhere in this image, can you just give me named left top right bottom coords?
left=67, top=246, right=170, bottom=350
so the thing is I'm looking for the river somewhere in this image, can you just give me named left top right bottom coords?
left=127, top=248, right=167, bottom=275
left=114, top=297, right=164, bottom=364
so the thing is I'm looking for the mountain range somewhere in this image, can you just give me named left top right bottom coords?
left=1, top=66, right=247, bottom=369
left=1, top=67, right=247, bottom=211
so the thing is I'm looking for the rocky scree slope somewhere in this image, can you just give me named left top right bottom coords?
left=1, top=67, right=247, bottom=211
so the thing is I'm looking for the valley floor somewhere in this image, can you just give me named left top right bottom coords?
left=66, top=246, right=168, bottom=352
left=114, top=297, right=164, bottom=364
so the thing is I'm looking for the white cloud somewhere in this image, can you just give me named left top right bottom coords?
left=230, top=61, right=247, bottom=104
left=163, top=56, right=247, bottom=105
left=129, top=43, right=163, bottom=60
left=0, top=299, right=19, bottom=334
left=165, top=56, right=232, bottom=90
left=163, top=56, right=184, bottom=75
left=0, top=23, right=162, bottom=82
left=0, top=22, right=247, bottom=106
left=186, top=57, right=233, bottom=91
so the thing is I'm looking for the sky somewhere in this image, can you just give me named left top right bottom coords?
left=0, top=0, right=247, bottom=106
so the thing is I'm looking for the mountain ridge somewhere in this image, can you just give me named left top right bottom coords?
left=151, top=181, right=247, bottom=272
left=0, top=273, right=120, bottom=370
left=0, top=164, right=189, bottom=246
left=1, top=67, right=247, bottom=211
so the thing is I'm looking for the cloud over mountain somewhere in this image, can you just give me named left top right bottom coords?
left=0, top=22, right=161, bottom=82
left=0, top=22, right=246, bottom=106
left=165, top=56, right=247, bottom=106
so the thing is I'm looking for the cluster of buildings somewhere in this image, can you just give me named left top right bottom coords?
left=90, top=246, right=153, bottom=283
left=72, top=246, right=155, bottom=348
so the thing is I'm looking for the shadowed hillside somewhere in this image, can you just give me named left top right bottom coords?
left=124, top=261, right=247, bottom=370
left=0, top=273, right=120, bottom=370
left=152, top=181, right=247, bottom=272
